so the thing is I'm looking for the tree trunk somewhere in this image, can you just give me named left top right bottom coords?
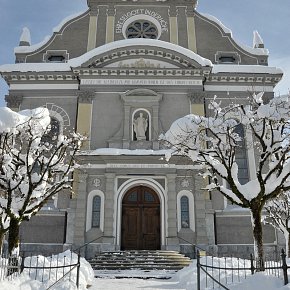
left=251, top=206, right=265, bottom=271
left=287, top=231, right=290, bottom=258
left=8, top=218, right=20, bottom=256
left=0, top=230, right=5, bottom=255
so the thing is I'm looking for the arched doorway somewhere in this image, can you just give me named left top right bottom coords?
left=121, top=186, right=161, bottom=250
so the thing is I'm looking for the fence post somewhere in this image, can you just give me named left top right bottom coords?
left=76, top=252, right=81, bottom=288
left=197, top=250, right=201, bottom=290
left=20, top=255, right=25, bottom=273
left=281, top=249, right=288, bottom=285
left=250, top=254, right=255, bottom=275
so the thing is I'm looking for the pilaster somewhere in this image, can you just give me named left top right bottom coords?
left=106, top=6, right=116, bottom=43
left=166, top=174, right=179, bottom=248
left=190, top=93, right=205, bottom=116
left=87, top=8, right=98, bottom=51
left=73, top=173, right=88, bottom=246
left=103, top=173, right=116, bottom=241
left=186, top=6, right=197, bottom=52
left=76, top=91, right=94, bottom=149
left=169, top=7, right=178, bottom=45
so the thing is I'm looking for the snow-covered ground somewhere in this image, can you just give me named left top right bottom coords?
left=1, top=252, right=290, bottom=290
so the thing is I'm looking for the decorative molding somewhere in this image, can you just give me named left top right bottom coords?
left=5, top=95, right=23, bottom=108
left=85, top=48, right=199, bottom=69
left=189, top=92, right=206, bottom=104
left=81, top=78, right=202, bottom=87
left=75, top=68, right=206, bottom=78
left=93, top=178, right=101, bottom=188
left=77, top=90, right=95, bottom=103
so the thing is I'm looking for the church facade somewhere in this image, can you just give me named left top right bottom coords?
left=0, top=0, right=284, bottom=257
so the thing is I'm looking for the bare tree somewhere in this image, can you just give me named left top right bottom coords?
left=264, top=191, right=290, bottom=257
left=161, top=93, right=290, bottom=270
left=0, top=107, right=84, bottom=254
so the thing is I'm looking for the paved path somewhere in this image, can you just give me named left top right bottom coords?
left=89, top=278, right=186, bottom=290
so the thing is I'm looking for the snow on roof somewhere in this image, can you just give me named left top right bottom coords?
left=52, top=10, right=88, bottom=33
left=212, top=64, right=283, bottom=75
left=0, top=62, right=71, bottom=73
left=14, top=10, right=88, bottom=54
left=19, top=27, right=31, bottom=45
left=79, top=148, right=172, bottom=156
left=253, top=30, right=264, bottom=48
left=15, top=36, right=51, bottom=54
left=200, top=13, right=269, bottom=56
left=68, top=39, right=213, bottom=68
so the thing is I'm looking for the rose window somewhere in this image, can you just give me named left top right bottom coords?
left=126, top=20, right=158, bottom=39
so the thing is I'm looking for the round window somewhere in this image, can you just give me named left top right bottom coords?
left=126, top=20, right=158, bottom=39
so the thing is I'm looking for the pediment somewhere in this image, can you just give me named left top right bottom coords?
left=70, top=39, right=212, bottom=70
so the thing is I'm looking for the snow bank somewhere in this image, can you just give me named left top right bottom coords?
left=0, top=251, right=94, bottom=290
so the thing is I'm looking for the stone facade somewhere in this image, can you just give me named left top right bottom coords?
left=0, top=0, right=283, bottom=257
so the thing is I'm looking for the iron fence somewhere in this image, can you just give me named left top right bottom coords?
left=0, top=251, right=81, bottom=289
left=197, top=249, right=289, bottom=290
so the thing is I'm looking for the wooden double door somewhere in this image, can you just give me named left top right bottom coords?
left=121, top=186, right=161, bottom=250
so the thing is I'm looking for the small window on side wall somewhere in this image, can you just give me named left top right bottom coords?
left=181, top=196, right=190, bottom=228
left=92, top=196, right=101, bottom=228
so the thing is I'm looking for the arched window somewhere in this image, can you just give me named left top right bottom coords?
left=92, top=196, right=101, bottom=228
left=234, top=124, right=249, bottom=185
left=42, top=117, right=60, bottom=145
left=126, top=20, right=158, bottom=39
left=180, top=196, right=190, bottom=228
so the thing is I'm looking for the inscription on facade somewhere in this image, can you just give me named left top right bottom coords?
left=116, top=9, right=168, bottom=34
left=81, top=79, right=202, bottom=86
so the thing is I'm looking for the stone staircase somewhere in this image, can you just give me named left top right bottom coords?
left=89, top=250, right=192, bottom=279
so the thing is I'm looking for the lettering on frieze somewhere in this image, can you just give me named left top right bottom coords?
left=81, top=79, right=202, bottom=86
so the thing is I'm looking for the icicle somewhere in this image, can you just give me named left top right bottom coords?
left=253, top=30, right=264, bottom=48
left=19, top=27, right=31, bottom=47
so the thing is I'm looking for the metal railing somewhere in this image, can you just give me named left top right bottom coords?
left=196, top=249, right=289, bottom=289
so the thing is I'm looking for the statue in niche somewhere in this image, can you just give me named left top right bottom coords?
left=133, top=112, right=148, bottom=141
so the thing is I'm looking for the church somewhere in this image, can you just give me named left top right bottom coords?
left=0, top=0, right=284, bottom=257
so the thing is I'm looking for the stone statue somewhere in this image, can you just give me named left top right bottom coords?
left=133, top=112, right=148, bottom=140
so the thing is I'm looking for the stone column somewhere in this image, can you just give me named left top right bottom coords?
left=186, top=6, right=197, bottom=53
left=106, top=6, right=116, bottom=43
left=169, top=7, right=178, bottom=45
left=103, top=173, right=116, bottom=246
left=166, top=174, right=179, bottom=250
left=73, top=173, right=88, bottom=247
left=87, top=6, right=99, bottom=51
left=76, top=91, right=94, bottom=149
left=5, top=95, right=23, bottom=111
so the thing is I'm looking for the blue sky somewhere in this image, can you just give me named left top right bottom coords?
left=0, top=0, right=289, bottom=107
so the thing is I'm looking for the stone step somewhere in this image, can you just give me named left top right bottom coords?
left=89, top=250, right=192, bottom=275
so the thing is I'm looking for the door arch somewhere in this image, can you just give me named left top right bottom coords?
left=121, top=186, right=161, bottom=250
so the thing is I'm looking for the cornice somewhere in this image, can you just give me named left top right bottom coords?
left=207, top=74, right=282, bottom=85
left=74, top=68, right=209, bottom=77
left=2, top=73, right=77, bottom=83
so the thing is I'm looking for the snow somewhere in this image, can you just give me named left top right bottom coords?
left=14, top=10, right=88, bottom=54
left=19, top=27, right=31, bottom=46
left=200, top=13, right=269, bottom=56
left=2, top=39, right=214, bottom=73
left=0, top=251, right=94, bottom=290
left=1, top=255, right=290, bottom=290
left=14, top=35, right=51, bottom=54
left=80, top=148, right=172, bottom=156
left=52, top=10, right=88, bottom=33
left=212, top=64, right=283, bottom=74
left=253, top=30, right=264, bottom=48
